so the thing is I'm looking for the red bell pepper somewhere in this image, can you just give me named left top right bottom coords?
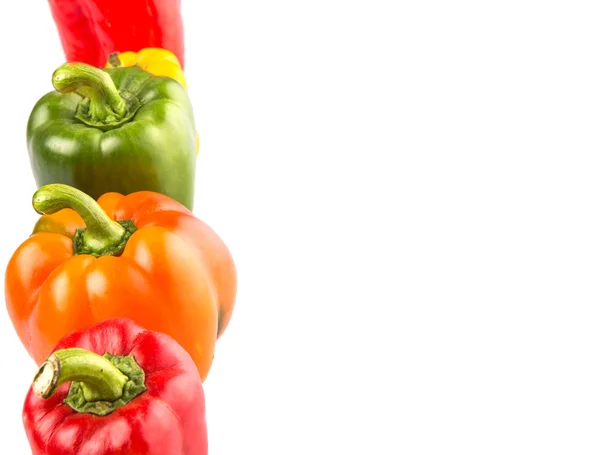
left=23, top=318, right=207, bottom=455
left=47, top=0, right=185, bottom=69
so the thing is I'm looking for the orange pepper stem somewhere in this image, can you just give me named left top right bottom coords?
left=32, top=184, right=136, bottom=257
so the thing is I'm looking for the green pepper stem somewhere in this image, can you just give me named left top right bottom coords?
left=32, top=184, right=129, bottom=257
left=33, top=348, right=128, bottom=402
left=52, top=62, right=126, bottom=123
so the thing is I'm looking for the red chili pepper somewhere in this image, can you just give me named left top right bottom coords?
left=23, top=318, right=207, bottom=455
left=47, top=0, right=185, bottom=69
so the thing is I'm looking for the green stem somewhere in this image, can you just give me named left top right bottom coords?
left=52, top=62, right=126, bottom=123
left=32, top=184, right=135, bottom=257
left=33, top=348, right=128, bottom=402
left=107, top=52, right=123, bottom=68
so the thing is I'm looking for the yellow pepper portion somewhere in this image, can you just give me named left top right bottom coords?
left=106, top=48, right=187, bottom=89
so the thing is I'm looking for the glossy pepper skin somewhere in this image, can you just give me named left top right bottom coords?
left=23, top=318, right=207, bottom=454
left=48, top=0, right=185, bottom=69
left=107, top=47, right=187, bottom=89
left=27, top=62, right=197, bottom=209
left=5, top=184, right=237, bottom=381
left=105, top=47, right=201, bottom=156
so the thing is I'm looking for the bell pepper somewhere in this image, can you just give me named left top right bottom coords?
left=47, top=0, right=185, bottom=69
left=106, top=48, right=187, bottom=89
left=27, top=61, right=197, bottom=209
left=23, top=318, right=207, bottom=454
left=5, top=184, right=237, bottom=381
left=105, top=48, right=201, bottom=156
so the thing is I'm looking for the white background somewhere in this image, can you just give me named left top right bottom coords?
left=0, top=0, right=599, bottom=453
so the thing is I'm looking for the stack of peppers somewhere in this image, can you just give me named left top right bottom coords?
left=4, top=2, right=238, bottom=454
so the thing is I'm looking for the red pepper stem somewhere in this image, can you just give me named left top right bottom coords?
left=32, top=184, right=134, bottom=257
left=33, top=348, right=128, bottom=402
left=52, top=62, right=126, bottom=123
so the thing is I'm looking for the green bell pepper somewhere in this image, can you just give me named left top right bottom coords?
left=27, top=62, right=197, bottom=209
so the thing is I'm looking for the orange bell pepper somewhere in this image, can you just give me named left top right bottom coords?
left=5, top=184, right=237, bottom=381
